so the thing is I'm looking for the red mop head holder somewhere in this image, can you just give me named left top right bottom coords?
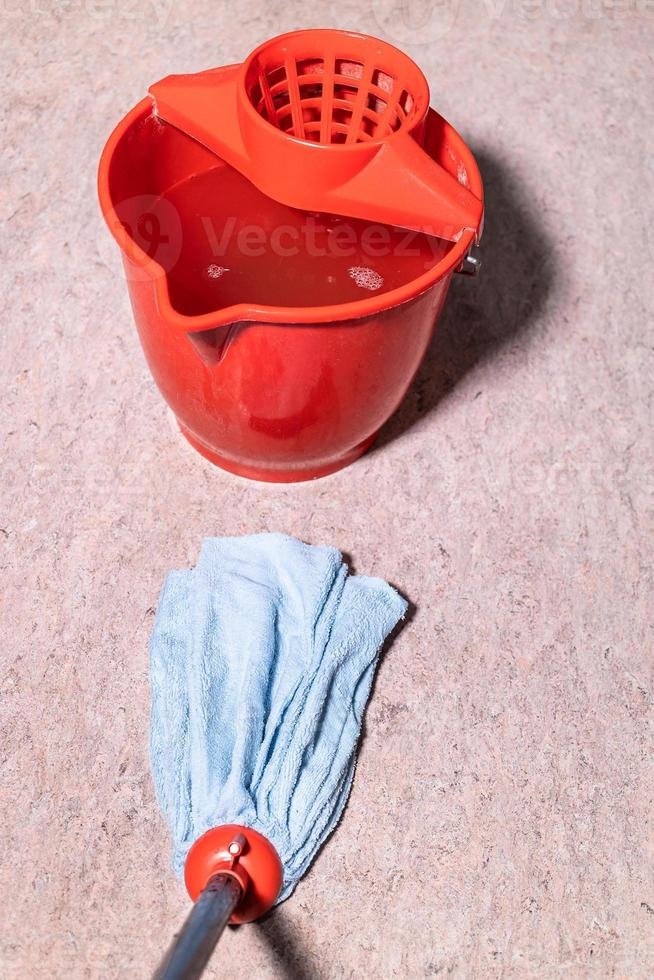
left=149, top=29, right=483, bottom=243
left=184, top=825, right=283, bottom=923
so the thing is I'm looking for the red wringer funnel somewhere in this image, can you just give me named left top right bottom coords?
left=150, top=31, right=482, bottom=242
left=98, top=30, right=484, bottom=482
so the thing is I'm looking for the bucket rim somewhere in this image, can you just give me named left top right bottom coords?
left=97, top=98, right=481, bottom=332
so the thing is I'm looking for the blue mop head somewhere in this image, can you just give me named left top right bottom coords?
left=149, top=533, right=407, bottom=902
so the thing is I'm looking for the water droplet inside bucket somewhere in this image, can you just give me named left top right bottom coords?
left=347, top=266, right=384, bottom=291
left=207, top=264, right=229, bottom=279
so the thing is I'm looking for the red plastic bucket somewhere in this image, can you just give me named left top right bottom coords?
left=98, top=92, right=481, bottom=482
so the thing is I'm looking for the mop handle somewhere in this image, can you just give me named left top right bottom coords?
left=153, top=873, right=243, bottom=980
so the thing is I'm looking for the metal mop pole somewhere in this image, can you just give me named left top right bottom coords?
left=153, top=873, right=243, bottom=980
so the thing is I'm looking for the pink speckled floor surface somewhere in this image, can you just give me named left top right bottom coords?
left=1, top=2, right=653, bottom=978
